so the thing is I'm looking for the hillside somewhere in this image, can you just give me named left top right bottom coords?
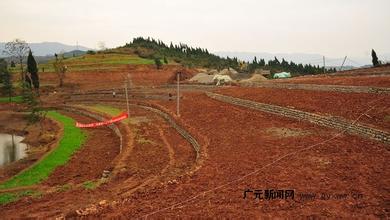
left=3, top=38, right=332, bottom=76
left=117, top=37, right=328, bottom=75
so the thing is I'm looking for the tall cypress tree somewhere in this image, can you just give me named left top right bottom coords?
left=27, top=50, right=39, bottom=89
left=371, top=49, right=379, bottom=67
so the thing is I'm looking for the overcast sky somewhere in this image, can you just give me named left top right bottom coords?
left=1, top=0, right=389, bottom=57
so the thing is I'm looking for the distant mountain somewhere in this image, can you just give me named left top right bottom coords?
left=0, top=42, right=91, bottom=57
left=1, top=49, right=87, bottom=64
left=63, top=50, right=87, bottom=58
left=215, top=51, right=390, bottom=67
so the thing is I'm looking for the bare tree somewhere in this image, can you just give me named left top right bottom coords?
left=3, top=39, right=30, bottom=82
left=53, top=53, right=67, bottom=87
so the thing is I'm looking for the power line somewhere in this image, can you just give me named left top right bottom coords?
left=346, top=58, right=363, bottom=66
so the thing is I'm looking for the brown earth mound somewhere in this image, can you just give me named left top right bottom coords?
left=167, top=69, right=196, bottom=84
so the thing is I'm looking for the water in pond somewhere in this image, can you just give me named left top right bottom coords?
left=0, top=133, right=28, bottom=167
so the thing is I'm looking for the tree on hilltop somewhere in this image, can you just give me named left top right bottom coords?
left=371, top=49, right=379, bottom=66
left=154, top=58, right=163, bottom=69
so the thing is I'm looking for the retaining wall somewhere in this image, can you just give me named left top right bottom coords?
left=206, top=92, right=390, bottom=145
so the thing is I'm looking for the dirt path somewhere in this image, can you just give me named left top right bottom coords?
left=71, top=103, right=200, bottom=217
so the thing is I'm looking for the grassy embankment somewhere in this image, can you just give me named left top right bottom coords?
left=79, top=104, right=134, bottom=123
left=0, top=96, right=23, bottom=103
left=0, top=111, right=86, bottom=189
left=0, top=190, right=42, bottom=205
left=9, top=53, right=155, bottom=73
left=0, top=111, right=86, bottom=203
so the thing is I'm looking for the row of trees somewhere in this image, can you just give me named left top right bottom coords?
left=125, top=37, right=228, bottom=69
left=125, top=37, right=336, bottom=75
left=1, top=39, right=69, bottom=125
left=2, top=39, right=40, bottom=89
left=247, top=56, right=336, bottom=75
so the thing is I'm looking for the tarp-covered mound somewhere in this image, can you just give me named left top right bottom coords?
left=273, top=72, right=291, bottom=78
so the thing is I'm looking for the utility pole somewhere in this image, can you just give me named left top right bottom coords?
left=340, top=56, right=347, bottom=71
left=323, top=56, right=326, bottom=74
left=127, top=73, right=133, bottom=89
left=124, top=76, right=130, bottom=115
left=176, top=72, right=180, bottom=117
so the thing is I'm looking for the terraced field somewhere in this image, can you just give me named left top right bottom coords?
left=1, top=61, right=389, bottom=218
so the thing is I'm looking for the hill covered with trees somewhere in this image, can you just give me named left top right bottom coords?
left=120, top=37, right=335, bottom=75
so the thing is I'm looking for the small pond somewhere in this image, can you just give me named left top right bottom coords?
left=0, top=133, right=28, bottom=167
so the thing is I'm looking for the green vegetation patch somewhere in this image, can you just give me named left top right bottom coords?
left=0, top=96, right=23, bottom=103
left=56, top=183, right=72, bottom=192
left=82, top=180, right=99, bottom=190
left=16, top=53, right=155, bottom=73
left=80, top=104, right=129, bottom=123
left=85, top=104, right=123, bottom=116
left=0, top=190, right=42, bottom=205
left=0, top=111, right=87, bottom=189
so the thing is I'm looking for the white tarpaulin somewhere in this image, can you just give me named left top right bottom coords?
left=273, top=72, right=291, bottom=78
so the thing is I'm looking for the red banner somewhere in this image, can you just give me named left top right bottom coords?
left=76, top=112, right=128, bottom=128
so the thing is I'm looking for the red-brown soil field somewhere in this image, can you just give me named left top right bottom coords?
left=0, top=64, right=389, bottom=219
left=277, top=65, right=390, bottom=87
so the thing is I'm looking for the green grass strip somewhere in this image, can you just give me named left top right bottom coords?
left=0, top=96, right=23, bottom=103
left=0, top=111, right=87, bottom=189
left=79, top=104, right=129, bottom=123
left=0, top=190, right=41, bottom=205
left=84, top=104, right=123, bottom=116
